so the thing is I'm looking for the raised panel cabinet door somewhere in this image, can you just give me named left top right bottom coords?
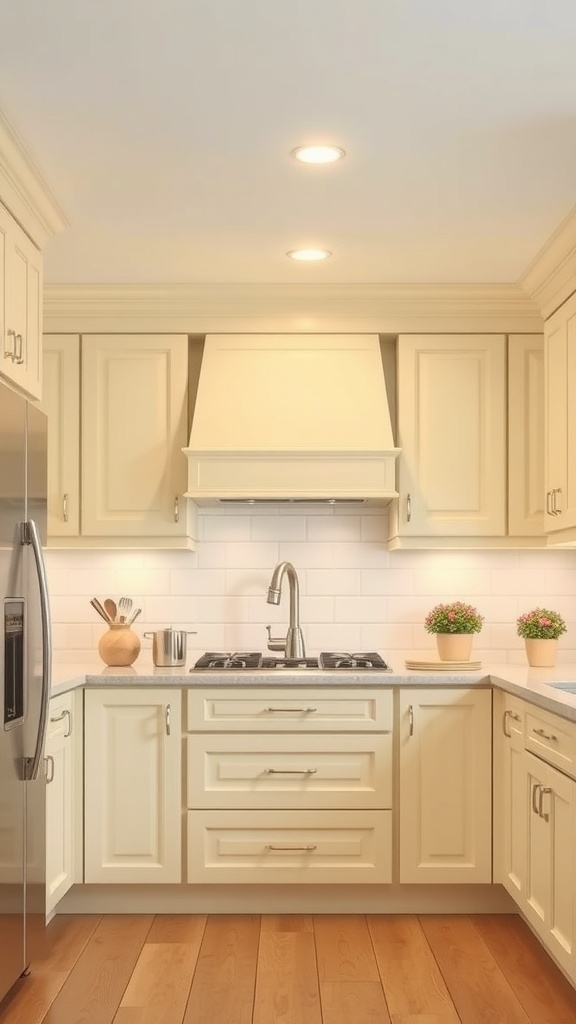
left=394, top=334, right=506, bottom=537
left=45, top=693, right=75, bottom=914
left=544, top=295, right=576, bottom=535
left=508, top=335, right=545, bottom=537
left=399, top=688, right=492, bottom=883
left=81, top=334, right=188, bottom=536
left=42, top=335, right=80, bottom=537
left=84, top=688, right=181, bottom=883
left=492, top=690, right=526, bottom=901
left=0, top=205, right=43, bottom=400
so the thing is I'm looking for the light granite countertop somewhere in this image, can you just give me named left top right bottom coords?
left=49, top=658, right=576, bottom=722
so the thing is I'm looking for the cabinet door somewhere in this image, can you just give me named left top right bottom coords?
left=0, top=204, right=42, bottom=400
left=508, top=335, right=545, bottom=537
left=393, top=335, right=506, bottom=539
left=399, top=688, right=492, bottom=883
left=45, top=693, right=75, bottom=913
left=42, top=335, right=80, bottom=537
left=492, top=690, right=526, bottom=900
left=84, top=689, right=181, bottom=883
left=523, top=751, right=576, bottom=976
left=544, top=296, right=576, bottom=534
left=81, top=335, right=188, bottom=537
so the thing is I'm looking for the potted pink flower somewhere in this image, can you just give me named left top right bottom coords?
left=517, top=608, right=566, bottom=667
left=424, top=601, right=484, bottom=661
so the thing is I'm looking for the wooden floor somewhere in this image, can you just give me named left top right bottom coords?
left=1, top=913, right=576, bottom=1024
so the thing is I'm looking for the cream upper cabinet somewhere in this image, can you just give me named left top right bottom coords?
left=389, top=333, right=544, bottom=547
left=0, top=203, right=42, bottom=400
left=43, top=333, right=196, bottom=547
left=544, top=293, right=576, bottom=539
left=399, top=688, right=492, bottom=883
left=84, top=688, right=182, bottom=884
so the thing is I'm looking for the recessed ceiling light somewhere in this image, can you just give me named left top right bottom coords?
left=286, top=249, right=332, bottom=262
left=292, top=145, right=345, bottom=164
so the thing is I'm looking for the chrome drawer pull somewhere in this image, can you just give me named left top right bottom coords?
left=266, top=844, right=317, bottom=852
left=44, top=754, right=55, bottom=784
left=50, top=708, right=72, bottom=737
left=264, top=768, right=318, bottom=774
left=503, top=709, right=522, bottom=736
left=165, top=704, right=171, bottom=735
left=532, top=782, right=541, bottom=814
left=539, top=785, right=552, bottom=822
left=533, top=727, right=558, bottom=742
left=264, top=707, right=318, bottom=713
left=408, top=704, right=414, bottom=736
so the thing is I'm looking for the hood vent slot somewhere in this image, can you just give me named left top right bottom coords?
left=184, top=334, right=400, bottom=505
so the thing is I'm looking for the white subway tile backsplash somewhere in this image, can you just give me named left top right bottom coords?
left=45, top=508, right=576, bottom=662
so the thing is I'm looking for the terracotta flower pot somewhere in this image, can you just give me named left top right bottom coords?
left=524, top=638, right=558, bottom=668
left=436, top=633, right=473, bottom=662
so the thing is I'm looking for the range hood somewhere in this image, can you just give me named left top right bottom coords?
left=184, top=334, right=401, bottom=505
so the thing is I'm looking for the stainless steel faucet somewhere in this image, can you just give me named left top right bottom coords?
left=265, top=560, right=306, bottom=659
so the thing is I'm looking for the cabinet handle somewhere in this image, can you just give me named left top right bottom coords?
left=15, top=333, right=24, bottom=365
left=174, top=496, right=180, bottom=522
left=264, top=768, right=318, bottom=775
left=5, top=329, right=17, bottom=362
left=44, top=754, right=55, bottom=784
left=50, top=708, right=72, bottom=737
left=406, top=493, right=412, bottom=523
left=264, top=706, right=318, bottom=713
left=165, top=704, right=171, bottom=735
left=533, top=727, right=558, bottom=742
left=62, top=493, right=69, bottom=523
left=552, top=488, right=562, bottom=516
left=532, top=782, right=541, bottom=815
left=546, top=490, right=553, bottom=516
left=408, top=704, right=414, bottom=736
left=265, top=844, right=317, bottom=852
left=502, top=709, right=521, bottom=737
left=539, top=785, right=552, bottom=822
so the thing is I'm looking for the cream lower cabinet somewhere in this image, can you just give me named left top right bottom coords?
left=42, top=334, right=196, bottom=547
left=399, top=688, right=492, bottom=883
left=186, top=688, right=393, bottom=884
left=544, top=293, right=576, bottom=540
left=389, top=333, right=544, bottom=547
left=84, top=688, right=181, bottom=883
left=45, top=691, right=79, bottom=914
left=492, top=690, right=526, bottom=903
left=0, top=202, right=43, bottom=400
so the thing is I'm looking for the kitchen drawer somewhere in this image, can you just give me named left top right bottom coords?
left=187, top=688, right=393, bottom=732
left=186, top=810, right=392, bottom=883
left=525, top=707, right=576, bottom=779
left=187, top=733, right=392, bottom=809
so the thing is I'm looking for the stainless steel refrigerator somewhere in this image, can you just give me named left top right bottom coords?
left=0, top=382, right=51, bottom=1001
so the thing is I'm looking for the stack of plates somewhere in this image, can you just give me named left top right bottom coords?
left=405, top=658, right=482, bottom=671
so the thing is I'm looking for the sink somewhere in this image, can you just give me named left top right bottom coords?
left=547, top=682, right=576, bottom=694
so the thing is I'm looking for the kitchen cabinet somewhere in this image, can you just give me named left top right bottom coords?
left=42, top=333, right=196, bottom=547
left=0, top=202, right=42, bottom=400
left=186, top=688, right=393, bottom=884
left=389, top=333, right=544, bottom=547
left=544, top=293, right=576, bottom=540
left=399, top=688, right=492, bottom=883
left=45, top=691, right=79, bottom=914
left=84, top=688, right=181, bottom=883
left=492, top=689, right=526, bottom=902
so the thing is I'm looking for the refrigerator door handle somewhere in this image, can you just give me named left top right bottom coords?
left=22, top=519, right=52, bottom=782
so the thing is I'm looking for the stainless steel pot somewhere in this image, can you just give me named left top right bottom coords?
left=143, top=627, right=196, bottom=667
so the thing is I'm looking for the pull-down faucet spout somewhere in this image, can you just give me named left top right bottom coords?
left=265, top=561, right=306, bottom=659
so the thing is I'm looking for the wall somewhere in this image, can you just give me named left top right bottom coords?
left=45, top=506, right=576, bottom=669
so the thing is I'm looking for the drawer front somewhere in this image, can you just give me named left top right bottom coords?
left=525, top=708, right=576, bottom=778
left=187, top=688, right=393, bottom=732
left=187, top=733, right=392, bottom=809
left=187, top=810, right=392, bottom=883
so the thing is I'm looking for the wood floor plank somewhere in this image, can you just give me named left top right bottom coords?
left=314, top=915, right=380, bottom=982
left=253, top=930, right=322, bottom=1024
left=368, top=915, right=459, bottom=1020
left=472, top=914, right=576, bottom=1024
left=261, top=915, right=314, bottom=932
left=320, top=981, right=391, bottom=1024
left=182, top=915, right=260, bottom=1024
left=37, top=915, right=103, bottom=973
left=43, top=915, right=153, bottom=1024
left=145, top=916, right=207, bottom=945
left=115, top=942, right=200, bottom=1024
left=421, top=915, right=532, bottom=1024
left=0, top=972, right=68, bottom=1024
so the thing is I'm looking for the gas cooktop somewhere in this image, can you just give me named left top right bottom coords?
left=191, top=651, right=390, bottom=671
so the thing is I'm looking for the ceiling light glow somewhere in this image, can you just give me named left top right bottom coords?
left=286, top=249, right=332, bottom=262
left=292, top=145, right=345, bottom=164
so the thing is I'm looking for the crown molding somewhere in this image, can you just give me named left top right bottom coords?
left=43, top=281, right=543, bottom=334
left=519, top=205, right=576, bottom=320
left=0, top=109, right=68, bottom=247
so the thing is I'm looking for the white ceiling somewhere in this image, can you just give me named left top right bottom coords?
left=1, top=0, right=575, bottom=286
